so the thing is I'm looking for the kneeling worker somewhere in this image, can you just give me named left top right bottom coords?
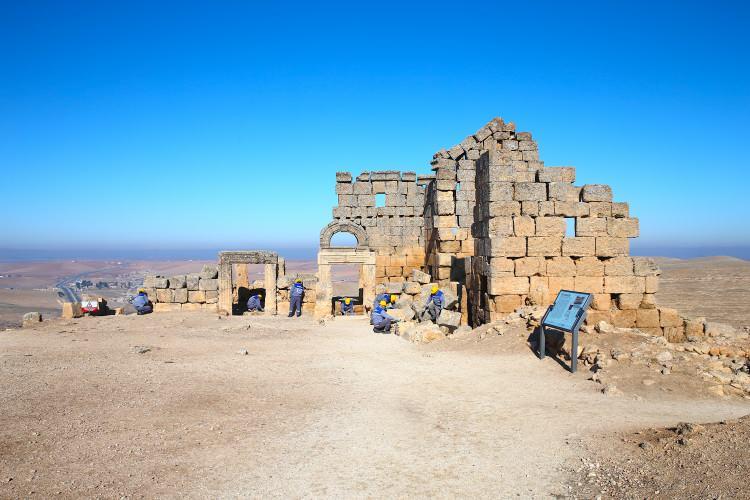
left=373, top=293, right=397, bottom=310
left=372, top=299, right=398, bottom=333
left=132, top=289, right=153, bottom=315
left=421, top=285, right=444, bottom=323
left=247, top=293, right=264, bottom=312
left=340, top=297, right=354, bottom=316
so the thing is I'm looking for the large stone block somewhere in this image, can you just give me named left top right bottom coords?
left=173, top=288, right=188, bottom=304
left=562, top=237, right=595, bottom=257
left=611, top=202, right=629, bottom=218
left=154, top=303, right=181, bottom=313
left=573, top=276, right=604, bottom=293
left=352, top=182, right=372, bottom=195
left=636, top=308, right=660, bottom=328
left=169, top=275, right=186, bottom=289
left=596, top=238, right=629, bottom=257
left=581, top=184, right=613, bottom=202
left=632, top=257, right=660, bottom=276
left=487, top=182, right=513, bottom=201
left=336, top=172, right=352, bottom=182
left=607, top=217, right=639, bottom=238
left=604, top=276, right=645, bottom=294
left=616, top=293, right=642, bottom=310
left=489, top=257, right=515, bottom=275
left=659, top=307, right=682, bottom=327
left=411, top=269, right=431, bottom=284
left=547, top=183, right=580, bottom=202
left=200, top=265, right=218, bottom=280
left=574, top=256, right=604, bottom=276
left=512, top=216, right=535, bottom=237
left=186, top=274, right=200, bottom=290
left=554, top=201, right=588, bottom=217
left=611, top=309, right=636, bottom=328
left=487, top=237, right=526, bottom=257
left=604, top=257, right=634, bottom=276
left=546, top=257, right=576, bottom=276
left=156, top=289, right=174, bottom=303
left=144, top=276, right=169, bottom=289
left=527, top=237, right=562, bottom=256
left=535, top=217, right=566, bottom=236
left=488, top=276, right=530, bottom=295
left=575, top=217, right=607, bottom=237
left=437, top=309, right=462, bottom=330
left=199, top=278, right=219, bottom=291
left=336, top=183, right=354, bottom=194
left=514, top=182, right=547, bottom=201
left=61, top=302, right=83, bottom=319
left=514, top=257, right=545, bottom=276
left=488, top=201, right=521, bottom=217
left=188, top=290, right=206, bottom=303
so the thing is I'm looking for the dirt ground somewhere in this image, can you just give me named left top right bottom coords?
left=1, top=312, right=749, bottom=498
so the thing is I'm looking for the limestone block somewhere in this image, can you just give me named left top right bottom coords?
left=436, top=180, right=456, bottom=191
left=548, top=183, right=580, bottom=202
left=636, top=308, right=660, bottom=328
left=575, top=256, right=604, bottom=276
left=333, top=207, right=351, bottom=218
left=488, top=182, right=513, bottom=201
left=502, top=139, right=518, bottom=150
left=199, top=278, right=219, bottom=291
left=156, top=289, right=174, bottom=303
left=62, top=302, right=83, bottom=319
left=645, top=276, right=660, bottom=293
left=604, top=257, right=634, bottom=276
left=487, top=237, right=526, bottom=257
left=488, top=276, right=530, bottom=295
left=521, top=201, right=539, bottom=216
left=154, top=303, right=181, bottom=312
left=514, top=182, right=547, bottom=201
left=663, top=326, right=685, bottom=343
left=548, top=276, right=575, bottom=296
left=611, top=202, right=629, bottom=218
left=546, top=256, right=576, bottom=276
left=633, top=257, right=661, bottom=276
left=434, top=216, right=458, bottom=228
left=528, top=276, right=551, bottom=305
left=181, top=303, right=202, bottom=311
left=494, top=294, right=523, bottom=313
left=358, top=195, right=375, bottom=207
left=489, top=257, right=515, bottom=276
left=573, top=276, right=603, bottom=294
left=386, top=266, right=403, bottom=276
left=169, top=275, right=186, bottom=289
left=149, top=276, right=170, bottom=289
left=607, top=217, right=639, bottom=238
left=488, top=201, right=521, bottom=217
left=514, top=257, right=545, bottom=276
left=527, top=237, right=562, bottom=256
left=436, top=168, right=457, bottom=181
left=173, top=288, right=188, bottom=304
left=439, top=240, right=461, bottom=253
left=604, top=276, right=645, bottom=294
left=188, top=290, right=206, bottom=303
left=562, top=237, right=595, bottom=257
left=512, top=216, right=535, bottom=237
left=585, top=311, right=611, bottom=326
left=575, top=217, right=607, bottom=237
left=611, top=309, right=636, bottom=328
left=684, top=318, right=706, bottom=337
left=538, top=201, right=555, bottom=216
left=186, top=274, right=200, bottom=290
left=616, top=293, right=642, bottom=310
left=435, top=200, right=455, bottom=215
left=582, top=184, right=613, bottom=202
left=352, top=182, right=372, bottom=194
left=640, top=294, right=657, bottom=309
left=518, top=140, right=537, bottom=151
left=537, top=166, right=576, bottom=183
left=591, top=293, right=611, bottom=311
left=336, top=183, right=354, bottom=195
left=200, top=265, right=218, bottom=280
left=536, top=217, right=566, bottom=236
left=402, top=281, right=421, bottom=294
left=596, top=238, right=629, bottom=257
left=336, top=172, right=353, bottom=182
left=554, top=201, right=588, bottom=217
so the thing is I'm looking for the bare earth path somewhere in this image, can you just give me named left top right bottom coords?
left=1, top=313, right=748, bottom=498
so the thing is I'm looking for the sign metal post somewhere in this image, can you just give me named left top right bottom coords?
left=538, top=290, right=592, bottom=373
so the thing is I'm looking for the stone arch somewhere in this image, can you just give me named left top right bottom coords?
left=320, top=221, right=368, bottom=249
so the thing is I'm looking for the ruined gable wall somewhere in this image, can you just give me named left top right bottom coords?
left=332, top=170, right=427, bottom=283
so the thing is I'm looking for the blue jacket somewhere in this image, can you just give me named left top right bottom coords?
left=291, top=282, right=304, bottom=298
left=247, top=295, right=262, bottom=310
left=374, top=293, right=395, bottom=308
left=427, top=290, right=444, bottom=308
left=341, top=301, right=354, bottom=312
left=133, top=293, right=149, bottom=308
left=371, top=305, right=395, bottom=325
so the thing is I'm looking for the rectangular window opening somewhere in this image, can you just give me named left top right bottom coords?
left=565, top=218, right=576, bottom=237
left=375, top=193, right=386, bottom=207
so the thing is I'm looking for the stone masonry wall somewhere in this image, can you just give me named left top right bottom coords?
left=143, top=264, right=220, bottom=312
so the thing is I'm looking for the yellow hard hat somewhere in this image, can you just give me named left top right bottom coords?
left=295, top=278, right=302, bottom=283
left=345, top=298, right=351, bottom=304
left=379, top=300, right=387, bottom=307
left=137, top=288, right=146, bottom=294
left=431, top=285, right=439, bottom=294
left=390, top=294, right=397, bottom=302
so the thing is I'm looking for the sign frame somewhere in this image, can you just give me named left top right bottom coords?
left=538, top=289, right=593, bottom=373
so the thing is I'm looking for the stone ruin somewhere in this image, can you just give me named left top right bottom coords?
left=142, top=117, right=716, bottom=342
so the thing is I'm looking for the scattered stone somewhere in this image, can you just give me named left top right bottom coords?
left=655, top=351, right=673, bottom=364
left=595, top=321, right=615, bottom=334
left=601, top=384, right=622, bottom=396
left=131, top=346, right=151, bottom=354
left=22, top=312, right=42, bottom=328
left=61, top=302, right=83, bottom=319
left=238, top=349, right=249, bottom=355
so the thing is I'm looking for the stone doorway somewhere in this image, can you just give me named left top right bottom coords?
left=315, top=248, right=376, bottom=318
left=218, top=251, right=279, bottom=316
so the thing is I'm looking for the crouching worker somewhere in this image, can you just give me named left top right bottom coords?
left=340, top=297, right=354, bottom=316
left=372, top=299, right=398, bottom=333
left=289, top=278, right=304, bottom=317
left=132, top=288, right=152, bottom=315
left=421, top=285, right=444, bottom=323
left=246, top=293, right=264, bottom=312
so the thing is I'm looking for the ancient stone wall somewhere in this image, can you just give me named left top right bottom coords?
left=331, top=170, right=427, bottom=283
left=142, top=264, right=220, bottom=312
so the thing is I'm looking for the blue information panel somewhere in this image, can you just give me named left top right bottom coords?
left=543, top=290, right=592, bottom=332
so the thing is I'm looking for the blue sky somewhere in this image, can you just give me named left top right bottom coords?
left=1, top=1, right=748, bottom=258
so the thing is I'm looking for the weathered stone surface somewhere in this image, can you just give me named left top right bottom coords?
left=595, top=237, right=629, bottom=257
left=546, top=257, right=576, bottom=276
left=188, top=290, right=206, bottom=303
left=581, top=184, right=613, bottom=202
left=144, top=276, right=169, bottom=289
left=636, top=308, right=660, bottom=328
left=514, top=183, right=547, bottom=201
left=659, top=307, right=682, bottom=327
left=633, top=257, right=660, bottom=276
left=411, top=269, right=431, bottom=284
left=156, top=289, right=174, bottom=303
left=199, top=278, right=219, bottom=291
left=173, top=288, right=188, bottom=304
left=514, top=257, right=545, bottom=277
left=169, top=275, right=187, bottom=289
left=607, top=217, right=639, bottom=238
left=61, top=302, right=83, bottom=319
left=562, top=237, right=595, bottom=257
left=22, top=311, right=42, bottom=327
left=402, top=281, right=421, bottom=294
left=154, top=303, right=181, bottom=313
left=575, top=218, right=607, bottom=237
left=200, top=265, right=218, bottom=280
left=488, top=276, right=529, bottom=295
left=527, top=237, right=562, bottom=256
left=437, top=309, right=462, bottom=329
left=186, top=274, right=200, bottom=290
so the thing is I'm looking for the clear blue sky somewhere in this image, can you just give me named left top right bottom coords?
left=1, top=1, right=748, bottom=259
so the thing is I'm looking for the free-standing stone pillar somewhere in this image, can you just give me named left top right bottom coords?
left=218, top=262, right=233, bottom=315
left=264, top=263, right=277, bottom=315
left=315, top=263, right=332, bottom=318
